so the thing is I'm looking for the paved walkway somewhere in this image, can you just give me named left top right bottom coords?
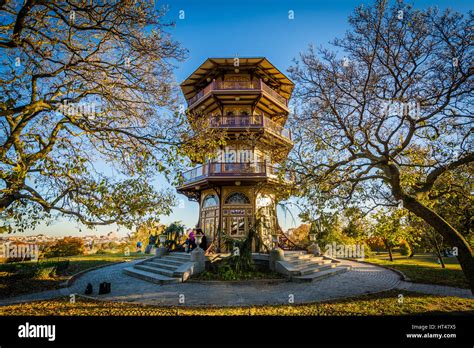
left=1, top=259, right=472, bottom=307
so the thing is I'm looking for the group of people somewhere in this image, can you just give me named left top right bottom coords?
left=185, top=227, right=207, bottom=253
left=138, top=227, right=208, bottom=254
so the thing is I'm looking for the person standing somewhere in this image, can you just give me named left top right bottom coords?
left=136, top=240, right=143, bottom=253
left=185, top=229, right=196, bottom=253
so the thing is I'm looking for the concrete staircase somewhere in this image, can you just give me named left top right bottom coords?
left=275, top=251, right=351, bottom=282
left=123, top=252, right=196, bottom=284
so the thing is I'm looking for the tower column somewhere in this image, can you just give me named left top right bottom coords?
left=217, top=186, right=223, bottom=252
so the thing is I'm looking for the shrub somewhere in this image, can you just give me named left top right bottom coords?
left=399, top=240, right=412, bottom=256
left=36, top=266, right=56, bottom=279
left=363, top=243, right=372, bottom=258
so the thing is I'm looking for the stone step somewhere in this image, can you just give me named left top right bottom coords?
left=284, top=254, right=314, bottom=261
left=283, top=251, right=306, bottom=256
left=292, top=266, right=351, bottom=282
left=123, top=267, right=181, bottom=284
left=171, top=252, right=193, bottom=257
left=289, top=258, right=333, bottom=269
left=134, top=264, right=175, bottom=277
left=298, top=263, right=336, bottom=276
left=285, top=257, right=325, bottom=265
left=144, top=261, right=179, bottom=271
left=166, top=254, right=192, bottom=262
left=151, top=258, right=184, bottom=267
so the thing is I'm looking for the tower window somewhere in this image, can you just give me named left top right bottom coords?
left=225, top=192, right=250, bottom=205
left=202, top=194, right=219, bottom=208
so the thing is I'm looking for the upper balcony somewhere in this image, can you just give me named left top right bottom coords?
left=208, top=114, right=292, bottom=143
left=186, top=79, right=289, bottom=113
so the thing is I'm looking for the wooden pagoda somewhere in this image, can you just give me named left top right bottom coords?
left=177, top=57, right=294, bottom=251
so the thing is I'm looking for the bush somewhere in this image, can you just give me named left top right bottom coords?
left=399, top=240, right=412, bottom=256
left=36, top=266, right=56, bottom=279
left=363, top=243, right=372, bottom=258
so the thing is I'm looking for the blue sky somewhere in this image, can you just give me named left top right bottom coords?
left=24, top=0, right=472, bottom=236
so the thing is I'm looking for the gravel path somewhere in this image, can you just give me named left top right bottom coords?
left=1, top=258, right=471, bottom=307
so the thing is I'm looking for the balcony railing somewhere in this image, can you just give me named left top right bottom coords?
left=180, top=162, right=293, bottom=185
left=260, top=81, right=288, bottom=106
left=209, top=114, right=292, bottom=140
left=187, top=79, right=289, bottom=108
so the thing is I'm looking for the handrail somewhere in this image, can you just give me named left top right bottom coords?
left=181, top=162, right=293, bottom=184
left=209, top=114, right=291, bottom=140
left=209, top=114, right=263, bottom=128
left=215, top=79, right=259, bottom=90
left=277, top=227, right=304, bottom=251
left=187, top=79, right=288, bottom=108
left=260, top=81, right=288, bottom=106
left=209, top=162, right=266, bottom=175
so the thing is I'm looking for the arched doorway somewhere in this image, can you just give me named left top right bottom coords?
left=222, top=192, right=253, bottom=238
left=200, top=194, right=219, bottom=243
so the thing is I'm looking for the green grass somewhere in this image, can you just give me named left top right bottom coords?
left=0, top=252, right=146, bottom=298
left=0, top=290, right=472, bottom=316
left=364, top=253, right=469, bottom=289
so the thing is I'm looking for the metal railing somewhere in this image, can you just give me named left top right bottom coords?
left=209, top=114, right=292, bottom=140
left=187, top=79, right=289, bottom=108
left=181, top=162, right=293, bottom=184
left=260, top=81, right=288, bottom=106
left=209, top=114, right=263, bottom=128
left=215, top=79, right=259, bottom=90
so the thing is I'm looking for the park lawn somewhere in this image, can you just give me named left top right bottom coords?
left=0, top=253, right=147, bottom=299
left=364, top=253, right=469, bottom=289
left=0, top=290, right=473, bottom=316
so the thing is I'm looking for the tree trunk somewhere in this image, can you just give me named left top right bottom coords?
left=431, top=235, right=446, bottom=269
left=409, top=249, right=415, bottom=258
left=432, top=239, right=446, bottom=269
left=403, top=195, right=474, bottom=293
left=388, top=246, right=393, bottom=262
left=384, top=240, right=393, bottom=261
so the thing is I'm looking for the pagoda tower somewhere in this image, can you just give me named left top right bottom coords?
left=177, top=58, right=294, bottom=252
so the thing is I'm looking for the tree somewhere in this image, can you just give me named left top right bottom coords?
left=288, top=223, right=311, bottom=246
left=424, top=226, right=447, bottom=268
left=429, top=165, right=473, bottom=244
left=128, top=218, right=165, bottom=249
left=289, top=0, right=474, bottom=291
left=340, top=207, right=368, bottom=240
left=371, top=208, right=410, bottom=261
left=162, top=221, right=185, bottom=250
left=43, top=236, right=85, bottom=258
left=0, top=1, right=221, bottom=232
